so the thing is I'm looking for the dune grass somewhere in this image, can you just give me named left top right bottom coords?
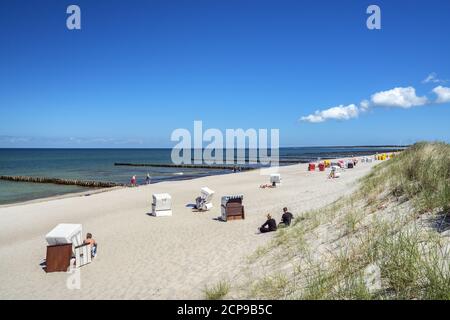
left=360, top=141, right=450, bottom=214
left=204, top=280, right=230, bottom=300
left=245, top=142, right=450, bottom=300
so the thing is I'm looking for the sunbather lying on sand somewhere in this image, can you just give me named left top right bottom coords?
left=260, top=182, right=276, bottom=189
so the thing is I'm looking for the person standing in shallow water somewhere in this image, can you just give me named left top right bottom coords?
left=145, top=173, right=151, bottom=185
left=130, top=175, right=137, bottom=186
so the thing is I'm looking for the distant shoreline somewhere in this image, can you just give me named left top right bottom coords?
left=0, top=186, right=122, bottom=209
left=0, top=145, right=410, bottom=150
left=0, top=147, right=405, bottom=206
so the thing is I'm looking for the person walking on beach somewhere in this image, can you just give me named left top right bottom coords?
left=259, top=214, right=277, bottom=233
left=130, top=175, right=137, bottom=187
left=145, top=173, right=151, bottom=185
left=279, top=207, right=294, bottom=227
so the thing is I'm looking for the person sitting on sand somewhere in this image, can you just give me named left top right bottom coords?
left=84, top=233, right=97, bottom=258
left=259, top=214, right=277, bottom=233
left=279, top=207, right=294, bottom=227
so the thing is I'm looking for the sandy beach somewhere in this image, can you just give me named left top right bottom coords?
left=0, top=160, right=375, bottom=300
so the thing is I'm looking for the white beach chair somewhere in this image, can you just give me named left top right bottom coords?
left=195, top=187, right=215, bottom=211
left=330, top=165, right=341, bottom=178
left=270, top=173, right=281, bottom=186
left=45, top=223, right=83, bottom=253
left=45, top=224, right=83, bottom=272
left=151, top=193, right=172, bottom=217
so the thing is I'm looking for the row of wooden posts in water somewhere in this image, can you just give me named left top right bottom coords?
left=0, top=163, right=257, bottom=188
left=114, top=162, right=257, bottom=170
left=0, top=175, right=126, bottom=188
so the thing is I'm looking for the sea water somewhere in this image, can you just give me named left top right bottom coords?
left=0, top=147, right=404, bottom=205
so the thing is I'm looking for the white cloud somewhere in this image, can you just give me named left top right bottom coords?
left=300, top=104, right=359, bottom=123
left=422, top=72, right=447, bottom=84
left=371, top=87, right=428, bottom=108
left=299, top=83, right=446, bottom=124
left=359, top=99, right=370, bottom=111
left=433, top=86, right=450, bottom=103
left=0, top=136, right=31, bottom=144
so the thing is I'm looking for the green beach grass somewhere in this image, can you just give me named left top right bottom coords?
left=230, top=142, right=450, bottom=300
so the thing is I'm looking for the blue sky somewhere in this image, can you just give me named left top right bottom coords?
left=0, top=0, right=449, bottom=147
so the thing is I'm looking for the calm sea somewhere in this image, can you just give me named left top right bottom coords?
left=0, top=147, right=404, bottom=205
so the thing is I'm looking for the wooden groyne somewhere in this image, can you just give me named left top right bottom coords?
left=0, top=175, right=125, bottom=188
left=191, top=158, right=306, bottom=164
left=114, top=163, right=256, bottom=171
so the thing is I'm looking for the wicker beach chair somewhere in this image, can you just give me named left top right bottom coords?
left=195, top=187, right=215, bottom=211
left=221, top=195, right=245, bottom=221
left=151, top=193, right=172, bottom=217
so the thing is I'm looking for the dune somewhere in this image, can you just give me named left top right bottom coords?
left=237, top=143, right=450, bottom=300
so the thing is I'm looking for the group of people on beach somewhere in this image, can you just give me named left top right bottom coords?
left=77, top=156, right=371, bottom=268
left=259, top=207, right=294, bottom=233
left=130, top=174, right=152, bottom=187
left=82, top=208, right=291, bottom=263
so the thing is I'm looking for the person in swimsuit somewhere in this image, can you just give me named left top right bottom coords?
left=84, top=233, right=97, bottom=258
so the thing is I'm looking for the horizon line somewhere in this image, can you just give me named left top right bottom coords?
left=0, top=145, right=411, bottom=150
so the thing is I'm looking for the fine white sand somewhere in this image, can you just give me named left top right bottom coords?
left=0, top=160, right=375, bottom=299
